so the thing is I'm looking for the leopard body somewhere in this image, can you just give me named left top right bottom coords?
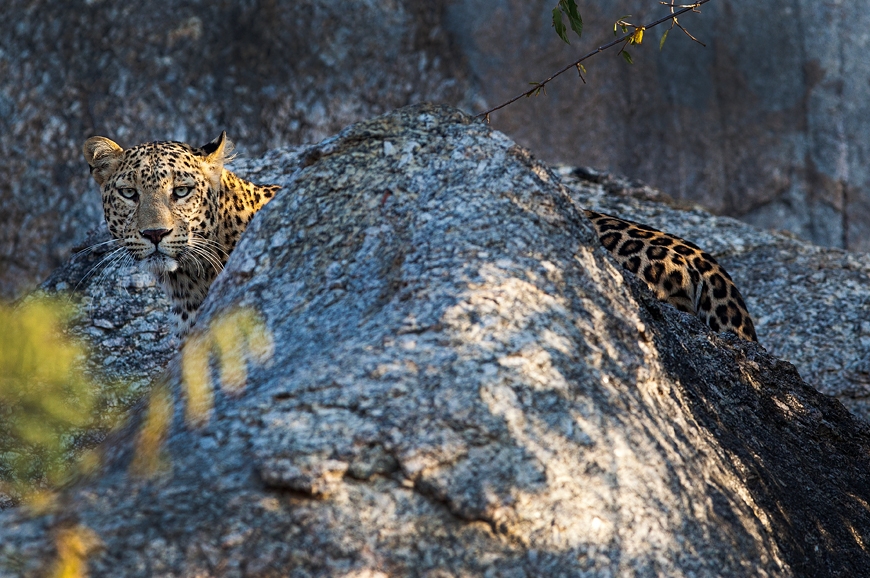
left=584, top=209, right=757, bottom=342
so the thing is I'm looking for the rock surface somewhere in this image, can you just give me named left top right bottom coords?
left=3, top=104, right=870, bottom=576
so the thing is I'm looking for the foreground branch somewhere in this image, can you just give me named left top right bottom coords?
left=475, top=0, right=712, bottom=121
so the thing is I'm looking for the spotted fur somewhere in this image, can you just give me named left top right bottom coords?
left=584, top=209, right=757, bottom=342
left=83, top=132, right=279, bottom=335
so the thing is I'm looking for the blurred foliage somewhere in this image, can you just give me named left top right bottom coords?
left=133, top=307, right=273, bottom=477
left=0, top=297, right=110, bottom=505
left=129, top=380, right=173, bottom=478
left=51, top=525, right=101, bottom=578
left=0, top=297, right=273, bottom=495
left=182, top=307, right=273, bottom=428
left=0, top=297, right=273, bottom=578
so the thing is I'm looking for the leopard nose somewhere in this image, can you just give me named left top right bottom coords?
left=141, top=228, right=172, bottom=246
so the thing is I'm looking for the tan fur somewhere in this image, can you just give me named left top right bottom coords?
left=83, top=133, right=280, bottom=334
left=584, top=210, right=757, bottom=342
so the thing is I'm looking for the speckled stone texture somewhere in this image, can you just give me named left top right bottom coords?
left=4, top=104, right=870, bottom=576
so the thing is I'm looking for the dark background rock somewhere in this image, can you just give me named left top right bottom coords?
left=4, top=0, right=870, bottom=301
left=3, top=105, right=870, bottom=576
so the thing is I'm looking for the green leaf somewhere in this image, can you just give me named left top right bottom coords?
left=559, top=0, right=583, bottom=38
left=659, top=28, right=670, bottom=51
left=552, top=8, right=569, bottom=44
left=621, top=50, right=633, bottom=65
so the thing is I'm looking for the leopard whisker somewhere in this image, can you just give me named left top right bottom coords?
left=71, top=238, right=122, bottom=259
left=179, top=247, right=206, bottom=277
left=186, top=243, right=224, bottom=276
left=189, top=237, right=225, bottom=258
left=89, top=248, right=132, bottom=292
left=74, top=247, right=128, bottom=292
left=191, top=234, right=230, bottom=258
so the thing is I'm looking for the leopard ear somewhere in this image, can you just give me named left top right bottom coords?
left=83, top=137, right=124, bottom=186
left=198, top=131, right=235, bottom=190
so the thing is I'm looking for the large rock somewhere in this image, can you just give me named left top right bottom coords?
left=3, top=105, right=870, bottom=576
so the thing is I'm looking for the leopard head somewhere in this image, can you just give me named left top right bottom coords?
left=83, top=132, right=233, bottom=276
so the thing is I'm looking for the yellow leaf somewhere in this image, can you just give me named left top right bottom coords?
left=182, top=334, right=213, bottom=426
left=52, top=526, right=101, bottom=578
left=130, top=383, right=173, bottom=477
left=630, top=27, right=645, bottom=45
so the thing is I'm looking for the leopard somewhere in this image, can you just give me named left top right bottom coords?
left=83, top=132, right=280, bottom=335
left=584, top=209, right=758, bottom=342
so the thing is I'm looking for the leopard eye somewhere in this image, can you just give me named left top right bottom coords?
left=118, top=187, right=138, bottom=200
left=173, top=186, right=193, bottom=199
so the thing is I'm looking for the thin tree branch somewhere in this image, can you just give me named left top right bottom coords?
left=475, top=0, right=712, bottom=120
left=661, top=0, right=707, bottom=46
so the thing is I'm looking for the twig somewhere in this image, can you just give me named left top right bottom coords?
left=475, top=0, right=711, bottom=120
left=661, top=0, right=706, bottom=46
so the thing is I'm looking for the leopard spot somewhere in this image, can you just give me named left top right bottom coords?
left=625, top=256, right=642, bottom=273
left=646, top=246, right=668, bottom=260
left=716, top=304, right=730, bottom=325
left=628, top=228, right=656, bottom=239
left=693, top=256, right=714, bottom=273
left=599, top=219, right=630, bottom=232
left=650, top=236, right=674, bottom=247
left=643, top=263, right=664, bottom=284
left=671, top=289, right=691, bottom=301
left=618, top=240, right=645, bottom=256
left=709, top=273, right=728, bottom=299
left=730, top=310, right=743, bottom=329
left=672, top=244, right=696, bottom=256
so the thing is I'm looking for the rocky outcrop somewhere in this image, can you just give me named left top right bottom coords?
left=3, top=105, right=870, bottom=576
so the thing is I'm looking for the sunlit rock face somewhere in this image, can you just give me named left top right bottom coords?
left=5, top=105, right=870, bottom=576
